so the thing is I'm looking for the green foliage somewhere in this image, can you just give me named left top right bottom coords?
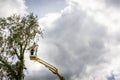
left=0, top=13, right=42, bottom=80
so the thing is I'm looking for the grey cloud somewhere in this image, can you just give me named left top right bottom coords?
left=25, top=70, right=58, bottom=80
left=105, top=0, right=120, bottom=7
left=26, top=7, right=108, bottom=80
left=25, top=2, right=109, bottom=80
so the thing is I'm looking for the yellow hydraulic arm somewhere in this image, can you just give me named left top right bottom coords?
left=30, top=56, right=64, bottom=80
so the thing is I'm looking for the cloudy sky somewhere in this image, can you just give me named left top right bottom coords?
left=1, top=0, right=120, bottom=80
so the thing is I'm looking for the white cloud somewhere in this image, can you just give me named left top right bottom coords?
left=39, top=13, right=61, bottom=31
left=68, top=0, right=120, bottom=34
left=0, top=0, right=27, bottom=17
left=2, top=0, right=118, bottom=80
left=32, top=0, right=120, bottom=80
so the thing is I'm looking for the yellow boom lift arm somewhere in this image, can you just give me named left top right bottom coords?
left=30, top=56, right=64, bottom=80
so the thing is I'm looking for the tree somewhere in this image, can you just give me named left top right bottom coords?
left=0, top=13, right=42, bottom=80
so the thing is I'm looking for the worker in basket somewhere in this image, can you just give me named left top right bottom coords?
left=30, top=49, right=34, bottom=56
left=28, top=42, right=38, bottom=56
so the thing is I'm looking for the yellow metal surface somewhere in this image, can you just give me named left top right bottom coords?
left=30, top=56, right=37, bottom=60
left=30, top=55, right=64, bottom=80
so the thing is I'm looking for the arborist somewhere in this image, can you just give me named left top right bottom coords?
left=27, top=42, right=38, bottom=56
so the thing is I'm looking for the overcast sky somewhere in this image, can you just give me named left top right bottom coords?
left=0, top=0, right=120, bottom=80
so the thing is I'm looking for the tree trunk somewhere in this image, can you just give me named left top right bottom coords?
left=17, top=54, right=24, bottom=80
